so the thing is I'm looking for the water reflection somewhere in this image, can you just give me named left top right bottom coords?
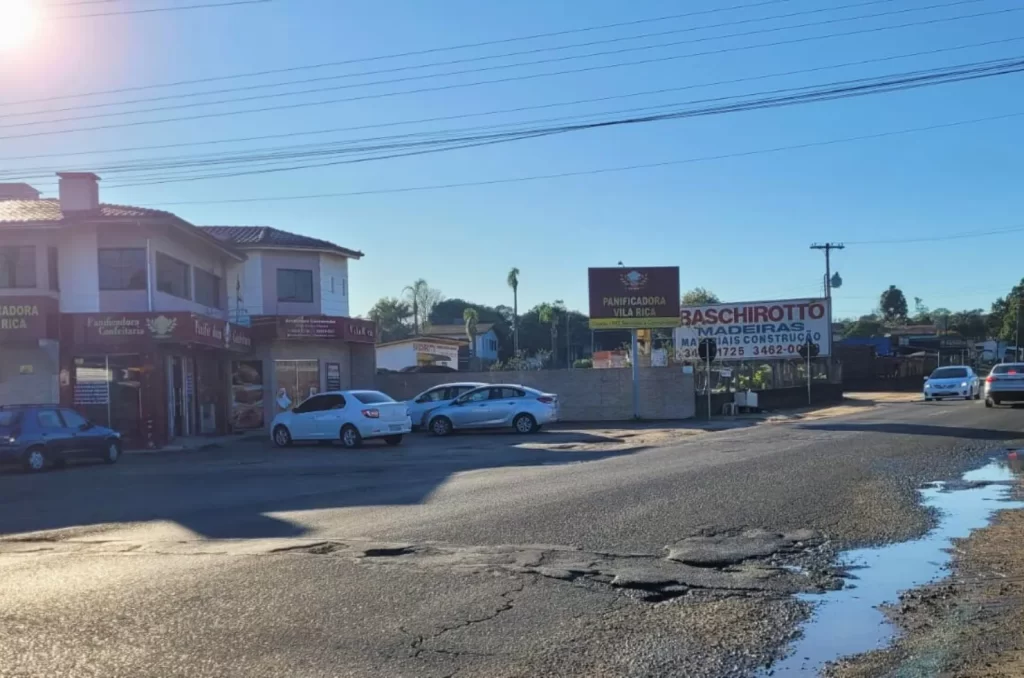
left=764, top=454, right=1023, bottom=676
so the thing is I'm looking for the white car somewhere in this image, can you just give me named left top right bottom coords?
left=406, top=382, right=486, bottom=429
left=270, top=390, right=411, bottom=448
left=923, top=366, right=981, bottom=401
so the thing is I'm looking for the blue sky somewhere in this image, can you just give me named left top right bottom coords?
left=2, top=0, right=1023, bottom=320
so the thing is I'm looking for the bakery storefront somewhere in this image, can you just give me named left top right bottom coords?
left=58, top=312, right=252, bottom=448
left=237, top=316, right=377, bottom=432
left=0, top=296, right=60, bottom=406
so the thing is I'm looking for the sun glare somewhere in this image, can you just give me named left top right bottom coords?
left=0, top=0, right=39, bottom=52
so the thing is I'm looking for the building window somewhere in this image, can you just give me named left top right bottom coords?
left=48, top=247, right=59, bottom=291
left=194, top=268, right=222, bottom=308
left=277, top=269, right=313, bottom=303
left=341, top=277, right=347, bottom=297
left=156, top=252, right=191, bottom=299
left=0, top=245, right=36, bottom=289
left=98, top=248, right=147, bottom=291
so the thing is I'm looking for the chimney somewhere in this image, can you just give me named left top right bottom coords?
left=0, top=183, right=41, bottom=200
left=57, top=172, right=100, bottom=212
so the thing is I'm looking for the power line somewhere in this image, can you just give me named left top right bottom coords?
left=16, top=56, right=1024, bottom=189
left=3, top=5, right=1019, bottom=141
left=3, top=33, right=1021, bottom=165
left=4, top=0, right=904, bottom=118
left=55, top=0, right=272, bottom=19
left=141, top=109, right=1024, bottom=207
left=845, top=224, right=1024, bottom=244
left=9, top=0, right=802, bottom=104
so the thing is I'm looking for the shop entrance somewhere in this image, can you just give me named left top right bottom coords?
left=167, top=355, right=194, bottom=438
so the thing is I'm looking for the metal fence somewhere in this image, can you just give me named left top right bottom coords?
left=692, top=357, right=840, bottom=394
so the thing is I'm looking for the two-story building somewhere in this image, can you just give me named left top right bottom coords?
left=0, top=173, right=375, bottom=447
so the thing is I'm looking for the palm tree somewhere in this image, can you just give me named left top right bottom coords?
left=538, top=302, right=563, bottom=368
left=507, top=267, right=520, bottom=355
left=403, top=279, right=428, bottom=334
left=463, top=308, right=479, bottom=365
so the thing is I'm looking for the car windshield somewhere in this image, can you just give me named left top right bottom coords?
left=352, top=391, right=395, bottom=404
left=930, top=368, right=967, bottom=379
left=0, top=411, right=21, bottom=427
left=992, top=364, right=1024, bottom=374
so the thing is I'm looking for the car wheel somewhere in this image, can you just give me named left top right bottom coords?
left=513, top=413, right=538, bottom=434
left=340, top=425, right=363, bottom=449
left=924, top=397, right=932, bottom=402
left=273, top=425, right=292, bottom=447
left=430, top=416, right=453, bottom=437
left=23, top=446, right=47, bottom=473
left=964, top=395, right=972, bottom=401
left=384, top=435, right=403, bottom=446
left=103, top=441, right=121, bottom=464
left=974, top=390, right=981, bottom=400
left=993, top=398, right=1002, bottom=407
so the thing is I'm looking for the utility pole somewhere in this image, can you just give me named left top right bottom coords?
left=1016, top=296, right=1021, bottom=361
left=810, top=243, right=844, bottom=379
left=810, top=243, right=845, bottom=301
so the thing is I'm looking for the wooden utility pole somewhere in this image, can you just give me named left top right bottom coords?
left=810, top=243, right=845, bottom=300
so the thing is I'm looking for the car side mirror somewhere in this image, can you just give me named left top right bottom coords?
left=415, top=396, right=428, bottom=404
left=451, top=400, right=463, bottom=407
left=80, top=421, right=93, bottom=431
left=923, top=377, right=929, bottom=382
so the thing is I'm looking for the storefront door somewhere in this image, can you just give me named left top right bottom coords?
left=167, top=355, right=195, bottom=438
left=273, top=359, right=320, bottom=413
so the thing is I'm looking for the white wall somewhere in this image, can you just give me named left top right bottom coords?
left=376, top=343, right=416, bottom=372
left=59, top=224, right=100, bottom=312
left=476, top=329, right=499, bottom=361
left=319, top=254, right=349, bottom=317
left=149, top=230, right=229, bottom=318
left=234, top=252, right=264, bottom=316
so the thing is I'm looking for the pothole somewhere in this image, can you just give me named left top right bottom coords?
left=761, top=453, right=1024, bottom=677
left=363, top=546, right=416, bottom=557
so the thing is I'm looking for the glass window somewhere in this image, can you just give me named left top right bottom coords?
left=36, top=409, right=64, bottom=429
left=490, top=388, right=524, bottom=400
left=277, top=269, right=314, bottom=303
left=0, top=411, right=22, bottom=427
left=48, top=247, right=59, bottom=291
left=60, top=409, right=88, bottom=429
left=447, top=385, right=475, bottom=399
left=930, top=367, right=968, bottom=379
left=320, top=394, right=346, bottom=410
left=461, top=388, right=490, bottom=403
left=293, top=395, right=330, bottom=414
left=0, top=246, right=36, bottom=289
left=992, top=364, right=1024, bottom=374
left=419, top=388, right=447, bottom=403
left=352, top=391, right=394, bottom=404
left=194, top=268, right=222, bottom=308
left=156, top=252, right=191, bottom=299
left=274, top=360, right=320, bottom=412
left=98, top=249, right=147, bottom=290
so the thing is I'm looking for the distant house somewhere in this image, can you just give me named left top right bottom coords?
left=375, top=336, right=465, bottom=372
left=425, top=322, right=499, bottom=366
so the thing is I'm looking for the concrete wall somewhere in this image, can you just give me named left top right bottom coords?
left=319, top=253, right=349, bottom=317
left=376, top=368, right=696, bottom=422
left=0, top=341, right=59, bottom=405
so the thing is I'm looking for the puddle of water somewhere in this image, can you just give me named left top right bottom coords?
left=764, top=457, right=1023, bottom=677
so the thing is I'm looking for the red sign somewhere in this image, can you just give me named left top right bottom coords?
left=252, top=315, right=377, bottom=344
left=67, top=312, right=252, bottom=352
left=0, top=296, right=58, bottom=342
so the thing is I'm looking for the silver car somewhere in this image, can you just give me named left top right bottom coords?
left=984, top=362, right=1024, bottom=407
left=425, top=384, right=559, bottom=436
left=405, top=382, right=486, bottom=429
left=923, top=366, right=980, bottom=401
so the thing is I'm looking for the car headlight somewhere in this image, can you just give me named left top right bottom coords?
left=924, top=383, right=931, bottom=389
left=961, top=382, right=968, bottom=387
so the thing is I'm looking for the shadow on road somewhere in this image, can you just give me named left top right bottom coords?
left=798, top=422, right=1023, bottom=440
left=0, top=433, right=644, bottom=540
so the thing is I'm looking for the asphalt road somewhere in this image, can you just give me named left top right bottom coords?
left=1, top=400, right=1021, bottom=677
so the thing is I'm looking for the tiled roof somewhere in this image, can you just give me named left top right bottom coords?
left=0, top=198, right=175, bottom=223
left=427, top=323, right=496, bottom=336
left=201, top=225, right=363, bottom=258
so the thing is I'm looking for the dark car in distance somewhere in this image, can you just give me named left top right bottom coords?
left=0, top=405, right=122, bottom=473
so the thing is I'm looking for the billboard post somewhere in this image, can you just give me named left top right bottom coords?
left=588, top=267, right=680, bottom=419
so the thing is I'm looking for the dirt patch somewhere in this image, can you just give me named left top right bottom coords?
left=826, top=500, right=1024, bottom=677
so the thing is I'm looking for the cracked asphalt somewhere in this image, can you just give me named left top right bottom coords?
left=1, top=399, right=1022, bottom=677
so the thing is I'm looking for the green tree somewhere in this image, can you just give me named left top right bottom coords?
left=912, top=297, right=932, bottom=324
left=403, top=279, right=443, bottom=334
left=949, top=309, right=986, bottom=340
left=463, top=307, right=479, bottom=360
left=879, top=285, right=908, bottom=323
left=681, top=287, right=720, bottom=306
left=844, top=315, right=884, bottom=338
left=537, top=301, right=565, bottom=368
left=507, top=268, right=520, bottom=355
left=367, top=297, right=413, bottom=342
left=996, top=279, right=1024, bottom=342
left=932, top=307, right=952, bottom=332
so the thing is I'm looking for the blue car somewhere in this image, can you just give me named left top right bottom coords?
left=0, top=404, right=122, bottom=473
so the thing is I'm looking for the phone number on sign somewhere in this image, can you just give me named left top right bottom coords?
left=677, top=344, right=811, bottom=359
